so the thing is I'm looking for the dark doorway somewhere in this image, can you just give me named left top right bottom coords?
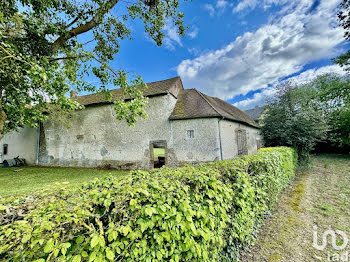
left=150, top=141, right=167, bottom=169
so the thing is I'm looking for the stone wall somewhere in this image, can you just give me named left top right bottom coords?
left=170, top=118, right=221, bottom=165
left=39, top=94, right=178, bottom=169
left=220, top=119, right=261, bottom=159
left=0, top=96, right=262, bottom=169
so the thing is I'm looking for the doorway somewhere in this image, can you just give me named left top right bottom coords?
left=236, top=129, right=248, bottom=156
left=150, top=141, right=167, bottom=169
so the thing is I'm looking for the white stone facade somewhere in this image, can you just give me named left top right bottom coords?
left=0, top=80, right=262, bottom=169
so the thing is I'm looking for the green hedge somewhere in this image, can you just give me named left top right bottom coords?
left=0, top=147, right=297, bottom=261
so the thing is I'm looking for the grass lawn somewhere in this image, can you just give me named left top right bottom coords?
left=241, top=154, right=350, bottom=262
left=153, top=148, right=165, bottom=159
left=0, top=166, right=129, bottom=196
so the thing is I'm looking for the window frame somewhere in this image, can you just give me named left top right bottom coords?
left=187, top=130, right=194, bottom=139
left=3, top=144, right=8, bottom=155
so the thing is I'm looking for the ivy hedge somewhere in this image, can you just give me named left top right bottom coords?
left=0, top=147, right=297, bottom=261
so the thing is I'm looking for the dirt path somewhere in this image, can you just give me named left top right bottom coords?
left=240, top=155, right=350, bottom=262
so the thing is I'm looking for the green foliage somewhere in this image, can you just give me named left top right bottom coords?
left=312, top=74, right=350, bottom=148
left=334, top=0, right=350, bottom=70
left=261, top=83, right=327, bottom=163
left=0, top=0, right=191, bottom=136
left=0, top=147, right=297, bottom=261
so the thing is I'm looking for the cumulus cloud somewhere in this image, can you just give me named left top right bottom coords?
left=288, top=64, right=347, bottom=84
left=233, top=87, right=277, bottom=110
left=233, top=64, right=347, bottom=110
left=177, top=0, right=344, bottom=100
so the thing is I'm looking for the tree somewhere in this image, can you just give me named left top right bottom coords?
left=312, top=74, right=350, bottom=149
left=333, top=0, right=350, bottom=69
left=0, top=0, right=190, bottom=140
left=261, top=83, right=327, bottom=163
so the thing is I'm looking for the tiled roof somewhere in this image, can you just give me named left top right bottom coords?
left=169, top=89, right=260, bottom=128
left=73, top=76, right=183, bottom=106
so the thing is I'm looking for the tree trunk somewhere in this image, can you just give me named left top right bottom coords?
left=0, top=91, right=7, bottom=141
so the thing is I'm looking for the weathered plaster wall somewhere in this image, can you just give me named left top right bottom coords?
left=0, top=127, right=37, bottom=165
left=1, top=96, right=261, bottom=169
left=220, top=120, right=261, bottom=159
left=39, top=94, right=178, bottom=169
left=170, top=118, right=221, bottom=165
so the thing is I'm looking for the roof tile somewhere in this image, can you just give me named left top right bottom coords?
left=170, top=89, right=259, bottom=128
left=73, top=76, right=182, bottom=106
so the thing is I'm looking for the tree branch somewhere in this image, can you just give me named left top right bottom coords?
left=51, top=0, right=119, bottom=53
left=49, top=56, right=80, bottom=62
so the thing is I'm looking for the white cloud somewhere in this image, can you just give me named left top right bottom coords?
left=234, top=0, right=289, bottom=13
left=233, top=87, right=277, bottom=110
left=177, top=0, right=344, bottom=100
left=163, top=22, right=183, bottom=50
left=234, top=0, right=257, bottom=12
left=203, top=4, right=215, bottom=17
left=287, top=64, right=347, bottom=84
left=188, top=27, right=199, bottom=39
left=216, top=0, right=229, bottom=9
left=233, top=64, right=347, bottom=110
left=204, top=0, right=233, bottom=17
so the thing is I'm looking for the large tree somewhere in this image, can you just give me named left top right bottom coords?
left=312, top=74, right=350, bottom=149
left=0, top=0, right=190, bottom=139
left=261, top=82, right=327, bottom=163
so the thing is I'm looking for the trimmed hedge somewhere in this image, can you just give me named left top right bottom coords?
left=0, top=147, right=297, bottom=261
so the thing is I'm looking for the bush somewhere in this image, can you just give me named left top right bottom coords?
left=0, top=147, right=297, bottom=261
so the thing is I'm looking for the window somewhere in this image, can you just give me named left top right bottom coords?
left=187, top=130, right=194, bottom=139
left=3, top=144, right=8, bottom=155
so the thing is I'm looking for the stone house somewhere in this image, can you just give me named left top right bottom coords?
left=0, top=76, right=261, bottom=169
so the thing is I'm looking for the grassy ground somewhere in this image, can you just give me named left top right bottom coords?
left=0, top=167, right=128, bottom=196
left=153, top=148, right=165, bottom=159
left=241, top=154, right=350, bottom=262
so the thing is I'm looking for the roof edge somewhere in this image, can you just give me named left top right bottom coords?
left=169, top=115, right=260, bottom=129
left=81, top=92, right=169, bottom=107
left=194, top=89, right=221, bottom=115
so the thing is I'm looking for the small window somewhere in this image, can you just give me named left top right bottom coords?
left=187, top=130, right=194, bottom=139
left=3, top=144, right=8, bottom=155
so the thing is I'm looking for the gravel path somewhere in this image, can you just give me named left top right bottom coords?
left=240, top=155, right=350, bottom=262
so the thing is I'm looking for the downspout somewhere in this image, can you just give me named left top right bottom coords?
left=35, top=122, right=40, bottom=166
left=218, top=117, right=224, bottom=161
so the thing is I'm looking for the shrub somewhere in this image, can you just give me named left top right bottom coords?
left=0, top=147, right=297, bottom=261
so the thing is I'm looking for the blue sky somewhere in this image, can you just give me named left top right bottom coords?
left=83, top=0, right=348, bottom=110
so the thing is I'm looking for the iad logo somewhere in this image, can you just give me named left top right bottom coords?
left=313, top=225, right=348, bottom=251
left=313, top=225, right=349, bottom=261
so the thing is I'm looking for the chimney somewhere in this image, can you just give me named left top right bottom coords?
left=70, top=90, right=78, bottom=98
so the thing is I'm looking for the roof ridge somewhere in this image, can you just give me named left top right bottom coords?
left=74, top=76, right=180, bottom=100
left=194, top=89, right=221, bottom=116
left=146, top=76, right=180, bottom=85
left=212, top=95, right=248, bottom=115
